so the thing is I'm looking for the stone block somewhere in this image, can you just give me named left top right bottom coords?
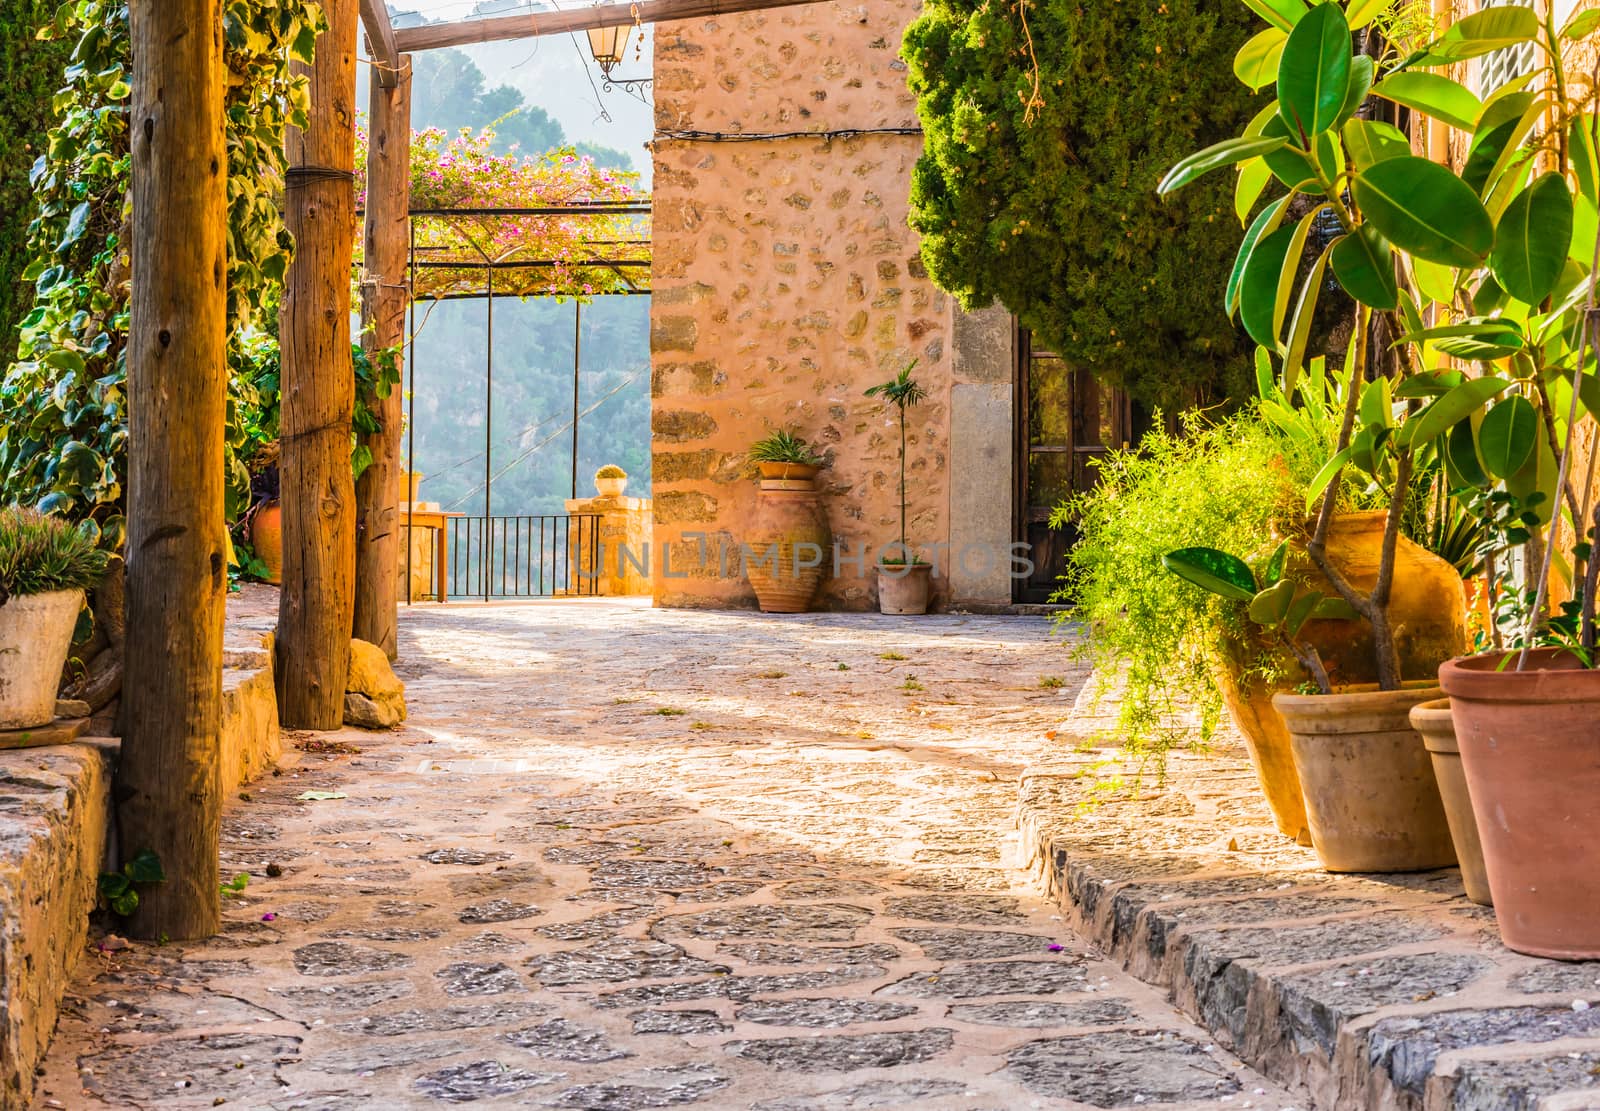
left=0, top=739, right=116, bottom=1110
left=344, top=638, right=406, bottom=731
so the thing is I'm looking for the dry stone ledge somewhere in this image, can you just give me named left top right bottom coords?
left=0, top=739, right=116, bottom=1111
left=1017, top=750, right=1600, bottom=1110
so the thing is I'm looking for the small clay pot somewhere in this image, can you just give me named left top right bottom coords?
left=757, top=461, right=821, bottom=484
left=0, top=588, right=84, bottom=730
left=595, top=475, right=627, bottom=498
left=1440, top=649, right=1600, bottom=959
left=1273, top=683, right=1455, bottom=873
left=249, top=500, right=284, bottom=585
left=1409, top=698, right=1491, bottom=906
left=877, top=563, right=931, bottom=615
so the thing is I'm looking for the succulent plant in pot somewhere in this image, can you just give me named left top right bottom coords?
left=865, top=363, right=932, bottom=615
left=594, top=464, right=628, bottom=498
left=748, top=429, right=826, bottom=483
left=0, top=507, right=109, bottom=732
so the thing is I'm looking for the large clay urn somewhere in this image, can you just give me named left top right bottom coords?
left=249, top=500, right=284, bottom=585
left=745, top=466, right=830, bottom=613
left=1440, top=649, right=1600, bottom=958
left=1216, top=511, right=1467, bottom=843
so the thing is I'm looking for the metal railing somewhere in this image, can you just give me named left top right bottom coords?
left=446, top=514, right=602, bottom=600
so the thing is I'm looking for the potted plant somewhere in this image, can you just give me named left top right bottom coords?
left=865, top=363, right=932, bottom=615
left=744, top=429, right=831, bottom=613
left=748, top=429, right=824, bottom=483
left=1160, top=1, right=1541, bottom=872
left=0, top=507, right=108, bottom=731
left=594, top=464, right=628, bottom=498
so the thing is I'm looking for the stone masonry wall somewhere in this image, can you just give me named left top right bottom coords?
left=650, top=0, right=954, bottom=610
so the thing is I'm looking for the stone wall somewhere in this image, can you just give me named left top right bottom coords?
left=650, top=0, right=961, bottom=610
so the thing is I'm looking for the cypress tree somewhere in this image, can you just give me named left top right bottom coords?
left=904, top=0, right=1261, bottom=408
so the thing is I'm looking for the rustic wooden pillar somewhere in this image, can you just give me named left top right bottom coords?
left=353, top=54, right=411, bottom=660
left=120, top=0, right=227, bottom=940
left=279, top=0, right=359, bottom=728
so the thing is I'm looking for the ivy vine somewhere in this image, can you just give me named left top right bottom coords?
left=0, top=0, right=325, bottom=545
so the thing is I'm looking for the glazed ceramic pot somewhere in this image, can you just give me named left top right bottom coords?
left=249, top=500, right=284, bottom=585
left=877, top=563, right=932, bottom=615
left=0, top=589, right=84, bottom=730
left=1439, top=649, right=1600, bottom=958
left=1214, top=512, right=1467, bottom=844
left=1273, top=683, right=1456, bottom=873
left=745, top=473, right=830, bottom=613
left=1409, top=698, right=1491, bottom=906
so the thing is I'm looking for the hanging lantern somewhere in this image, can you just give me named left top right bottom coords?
left=586, top=19, right=633, bottom=77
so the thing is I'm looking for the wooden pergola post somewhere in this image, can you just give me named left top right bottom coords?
left=353, top=54, right=412, bottom=660
left=279, top=0, right=359, bottom=728
left=120, top=0, right=227, bottom=940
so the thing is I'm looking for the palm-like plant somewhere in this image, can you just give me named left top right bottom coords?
left=865, top=362, right=928, bottom=562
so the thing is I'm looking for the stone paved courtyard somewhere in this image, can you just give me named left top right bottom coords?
left=36, top=597, right=1298, bottom=1110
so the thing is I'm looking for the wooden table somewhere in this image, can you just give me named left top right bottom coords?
left=400, top=506, right=464, bottom=602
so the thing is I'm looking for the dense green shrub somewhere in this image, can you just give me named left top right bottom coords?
left=1056, top=404, right=1339, bottom=756
left=0, top=506, right=107, bottom=601
left=0, top=2, right=69, bottom=353
left=903, top=0, right=1261, bottom=407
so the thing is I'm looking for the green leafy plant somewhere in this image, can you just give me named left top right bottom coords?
left=1163, top=541, right=1356, bottom=693
left=97, top=848, right=164, bottom=917
left=220, top=872, right=250, bottom=896
left=1161, top=0, right=1600, bottom=681
left=0, top=506, right=108, bottom=605
left=595, top=464, right=627, bottom=480
left=0, top=0, right=323, bottom=543
left=865, top=363, right=928, bottom=564
left=748, top=429, right=825, bottom=467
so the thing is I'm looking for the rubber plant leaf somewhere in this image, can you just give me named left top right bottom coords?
left=1236, top=27, right=1288, bottom=92
left=1160, top=548, right=1258, bottom=603
left=1477, top=394, right=1538, bottom=479
left=1330, top=226, right=1399, bottom=310
left=1445, top=417, right=1490, bottom=490
left=1372, top=72, right=1482, bottom=132
left=1240, top=223, right=1299, bottom=348
left=1398, top=376, right=1509, bottom=448
left=1272, top=206, right=1328, bottom=349
left=1235, top=157, right=1273, bottom=226
left=1283, top=243, right=1332, bottom=391
left=1260, top=115, right=1326, bottom=193
left=1277, top=2, right=1351, bottom=140
left=1341, top=118, right=1410, bottom=172
left=1160, top=135, right=1291, bottom=195
left=1352, top=156, right=1494, bottom=268
left=1492, top=173, right=1574, bottom=306
left=1228, top=196, right=1291, bottom=317
left=1242, top=0, right=1308, bottom=33
left=1410, top=3, right=1541, bottom=65
left=1248, top=578, right=1297, bottom=626
left=1335, top=55, right=1376, bottom=128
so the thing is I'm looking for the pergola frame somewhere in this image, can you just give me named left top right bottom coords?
left=127, top=0, right=831, bottom=936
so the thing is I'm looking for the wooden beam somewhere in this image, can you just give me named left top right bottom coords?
left=353, top=54, right=411, bottom=660
left=359, top=0, right=400, bottom=88
left=279, top=0, right=359, bottom=729
left=393, top=0, right=829, bottom=52
left=121, top=0, right=227, bottom=941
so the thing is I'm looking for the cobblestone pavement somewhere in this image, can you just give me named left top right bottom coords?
left=39, top=599, right=1300, bottom=1110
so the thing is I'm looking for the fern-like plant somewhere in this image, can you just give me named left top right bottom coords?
left=748, top=430, right=825, bottom=467
left=0, top=507, right=108, bottom=606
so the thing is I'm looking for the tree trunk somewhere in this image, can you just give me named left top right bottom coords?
left=279, top=0, right=359, bottom=728
left=353, top=55, right=411, bottom=661
left=120, top=0, right=228, bottom=941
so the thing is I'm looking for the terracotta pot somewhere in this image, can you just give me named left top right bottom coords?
left=877, top=563, right=932, bottom=615
left=1213, top=512, right=1467, bottom=843
left=1273, top=683, right=1456, bottom=873
left=249, top=501, right=284, bottom=585
left=595, top=476, right=628, bottom=498
left=1286, top=511, right=1468, bottom=687
left=745, top=475, right=830, bottom=613
left=1409, top=698, right=1491, bottom=906
left=402, top=471, right=424, bottom=504
left=758, top=461, right=821, bottom=484
left=1214, top=662, right=1310, bottom=844
left=0, top=589, right=84, bottom=730
left=1439, top=649, right=1600, bottom=959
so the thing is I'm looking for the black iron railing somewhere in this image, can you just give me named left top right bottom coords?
left=446, top=514, right=602, bottom=600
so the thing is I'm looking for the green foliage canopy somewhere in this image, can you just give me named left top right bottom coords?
left=903, top=0, right=1262, bottom=407
left=0, top=1, right=69, bottom=349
